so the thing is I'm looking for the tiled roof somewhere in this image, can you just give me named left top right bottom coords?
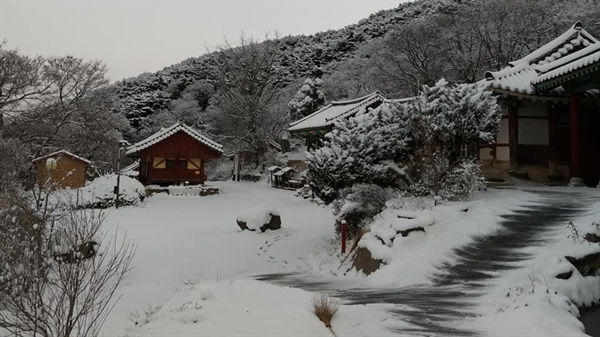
left=126, top=120, right=223, bottom=155
left=288, top=91, right=385, bottom=133
left=533, top=44, right=600, bottom=87
left=484, top=22, right=599, bottom=95
left=32, top=150, right=91, bottom=164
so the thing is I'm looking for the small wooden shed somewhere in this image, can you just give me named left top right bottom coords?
left=273, top=167, right=298, bottom=188
left=32, top=150, right=91, bottom=189
left=126, top=121, right=223, bottom=186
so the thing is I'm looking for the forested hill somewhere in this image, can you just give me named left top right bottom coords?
left=112, top=0, right=598, bottom=144
left=112, top=0, right=476, bottom=130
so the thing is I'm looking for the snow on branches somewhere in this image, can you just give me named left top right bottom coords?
left=288, top=78, right=326, bottom=119
left=307, top=100, right=412, bottom=203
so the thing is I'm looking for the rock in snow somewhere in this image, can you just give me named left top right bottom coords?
left=236, top=205, right=281, bottom=232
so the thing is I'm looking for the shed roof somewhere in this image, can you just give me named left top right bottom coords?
left=484, top=22, right=599, bottom=95
left=121, top=160, right=140, bottom=174
left=32, top=150, right=91, bottom=165
left=126, top=120, right=223, bottom=155
left=266, top=165, right=281, bottom=172
left=288, top=91, right=385, bottom=133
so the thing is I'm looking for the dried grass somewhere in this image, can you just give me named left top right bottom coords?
left=312, top=294, right=339, bottom=328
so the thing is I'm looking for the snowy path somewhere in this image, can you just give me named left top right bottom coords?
left=258, top=190, right=597, bottom=336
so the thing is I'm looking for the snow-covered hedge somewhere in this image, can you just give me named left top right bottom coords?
left=58, top=174, right=145, bottom=209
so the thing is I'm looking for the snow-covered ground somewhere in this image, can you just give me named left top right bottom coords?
left=99, top=181, right=599, bottom=336
left=101, top=181, right=342, bottom=336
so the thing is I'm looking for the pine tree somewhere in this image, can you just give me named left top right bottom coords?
left=307, top=102, right=412, bottom=202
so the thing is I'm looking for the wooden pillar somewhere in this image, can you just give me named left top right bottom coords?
left=547, top=104, right=558, bottom=179
left=508, top=104, right=519, bottom=171
left=569, top=93, right=583, bottom=185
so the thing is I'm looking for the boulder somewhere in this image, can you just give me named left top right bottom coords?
left=585, top=233, right=600, bottom=243
left=555, top=269, right=573, bottom=280
left=397, top=226, right=425, bottom=237
left=353, top=247, right=382, bottom=275
left=259, top=214, right=281, bottom=232
left=237, top=220, right=249, bottom=231
left=566, top=253, right=600, bottom=277
left=236, top=206, right=281, bottom=232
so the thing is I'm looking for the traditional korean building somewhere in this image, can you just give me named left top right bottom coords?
left=288, top=91, right=387, bottom=149
left=32, top=150, right=90, bottom=189
left=126, top=121, right=223, bottom=185
left=482, top=22, right=600, bottom=186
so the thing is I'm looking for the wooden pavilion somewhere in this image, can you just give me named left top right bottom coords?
left=126, top=121, right=223, bottom=186
left=481, top=22, right=600, bottom=186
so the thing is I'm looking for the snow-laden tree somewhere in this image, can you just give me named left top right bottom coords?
left=288, top=78, right=325, bottom=119
left=307, top=79, right=500, bottom=203
left=307, top=102, right=412, bottom=203
left=407, top=79, right=500, bottom=198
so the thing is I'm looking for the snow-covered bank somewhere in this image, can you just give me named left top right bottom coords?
left=123, top=278, right=398, bottom=337
left=311, top=189, right=543, bottom=288
left=474, top=190, right=600, bottom=336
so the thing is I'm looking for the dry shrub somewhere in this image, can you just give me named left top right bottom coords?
left=312, top=294, right=340, bottom=328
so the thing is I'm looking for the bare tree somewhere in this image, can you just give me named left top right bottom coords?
left=3, top=56, right=126, bottom=172
left=0, top=42, right=48, bottom=128
left=209, top=34, right=288, bottom=158
left=466, top=0, right=561, bottom=71
left=0, top=192, right=135, bottom=337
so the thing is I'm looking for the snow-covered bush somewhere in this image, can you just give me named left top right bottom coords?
left=333, top=184, right=399, bottom=236
left=410, top=158, right=485, bottom=201
left=307, top=102, right=412, bottom=203
left=75, top=174, right=145, bottom=209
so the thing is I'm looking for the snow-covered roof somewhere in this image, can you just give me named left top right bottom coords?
left=121, top=160, right=140, bottom=174
left=288, top=91, right=385, bottom=133
left=126, top=120, right=223, bottom=155
left=268, top=140, right=282, bottom=151
left=266, top=165, right=281, bottom=172
left=274, top=167, right=297, bottom=176
left=32, top=150, right=91, bottom=165
left=484, top=22, right=599, bottom=95
left=533, top=44, right=600, bottom=89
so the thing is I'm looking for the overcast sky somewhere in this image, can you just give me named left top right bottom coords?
left=1, top=0, right=407, bottom=82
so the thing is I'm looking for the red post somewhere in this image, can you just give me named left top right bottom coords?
left=341, top=220, right=347, bottom=255
left=570, top=93, right=581, bottom=179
